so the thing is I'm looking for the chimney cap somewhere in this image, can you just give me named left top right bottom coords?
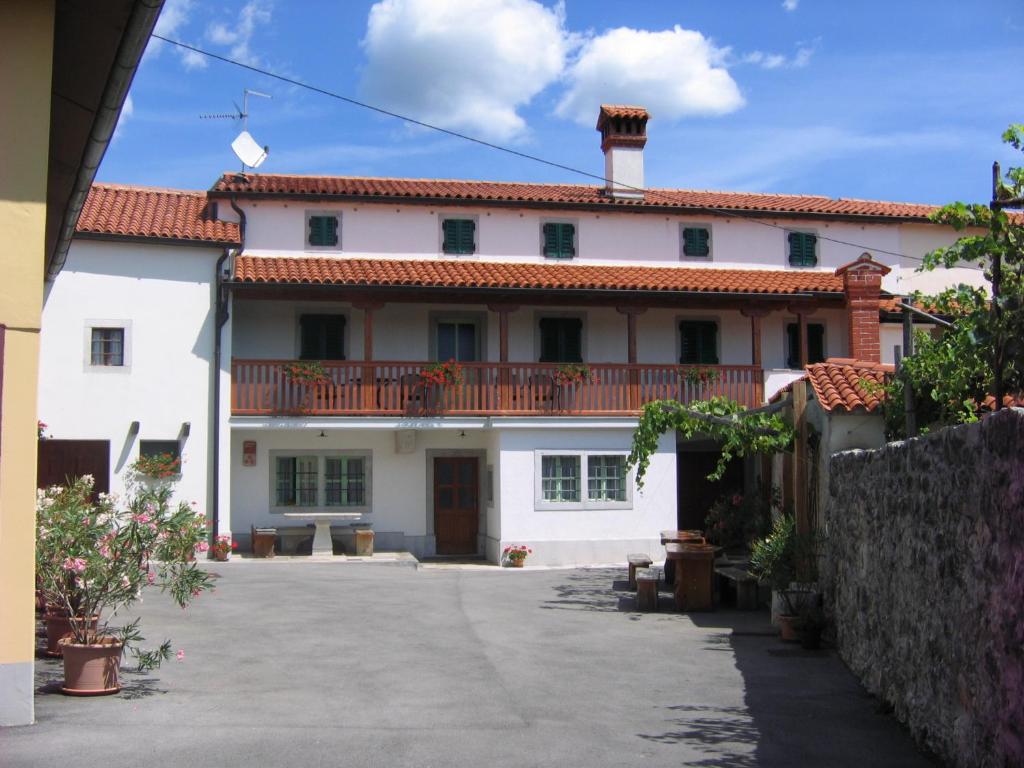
left=596, top=104, right=650, bottom=131
left=835, top=251, right=891, bottom=277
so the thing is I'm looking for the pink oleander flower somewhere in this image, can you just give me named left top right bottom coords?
left=176, top=649, right=185, bottom=661
left=132, top=512, right=151, bottom=524
left=196, top=541, right=209, bottom=552
left=121, top=576, right=131, bottom=587
left=146, top=571, right=155, bottom=585
left=62, top=557, right=87, bottom=573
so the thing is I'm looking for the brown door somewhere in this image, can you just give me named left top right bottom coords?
left=676, top=450, right=743, bottom=531
left=434, top=456, right=479, bottom=555
left=38, top=440, right=110, bottom=499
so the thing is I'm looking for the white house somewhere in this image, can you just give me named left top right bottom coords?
left=38, top=105, right=980, bottom=565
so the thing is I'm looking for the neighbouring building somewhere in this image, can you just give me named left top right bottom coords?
left=37, top=105, right=983, bottom=568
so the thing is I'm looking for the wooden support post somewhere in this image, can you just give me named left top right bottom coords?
left=354, top=301, right=385, bottom=411
left=798, top=312, right=808, bottom=368
left=488, top=304, right=518, bottom=411
left=902, top=301, right=916, bottom=437
left=617, top=307, right=646, bottom=410
left=792, top=378, right=809, bottom=536
left=741, top=306, right=770, bottom=405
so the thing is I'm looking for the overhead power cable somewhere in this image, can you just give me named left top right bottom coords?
left=153, top=33, right=985, bottom=273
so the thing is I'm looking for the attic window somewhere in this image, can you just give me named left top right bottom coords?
left=308, top=214, right=339, bottom=248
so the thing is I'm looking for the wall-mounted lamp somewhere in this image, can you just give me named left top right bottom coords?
left=319, top=431, right=327, bottom=438
left=458, top=430, right=467, bottom=439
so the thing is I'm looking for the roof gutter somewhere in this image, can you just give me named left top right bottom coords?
left=46, top=0, right=164, bottom=281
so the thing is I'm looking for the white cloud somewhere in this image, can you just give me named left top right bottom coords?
left=556, top=25, right=744, bottom=126
left=360, top=0, right=573, bottom=142
left=206, top=0, right=272, bottom=66
left=113, top=94, right=134, bottom=141
left=782, top=0, right=799, bottom=11
left=741, top=40, right=817, bottom=70
left=148, top=0, right=207, bottom=69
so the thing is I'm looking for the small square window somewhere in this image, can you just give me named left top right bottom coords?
left=542, top=222, right=576, bottom=259
left=587, top=455, right=627, bottom=502
left=442, top=219, right=476, bottom=255
left=90, top=328, right=124, bottom=366
left=788, top=232, right=817, bottom=267
left=541, top=455, right=580, bottom=502
left=308, top=215, right=339, bottom=248
left=140, top=440, right=180, bottom=461
left=679, top=321, right=719, bottom=365
left=682, top=227, right=711, bottom=258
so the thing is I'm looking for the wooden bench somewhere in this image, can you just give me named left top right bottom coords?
left=635, top=568, right=659, bottom=612
left=715, top=566, right=760, bottom=610
left=627, top=553, right=653, bottom=589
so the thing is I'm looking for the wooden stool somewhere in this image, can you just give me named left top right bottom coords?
left=636, top=569, right=659, bottom=612
left=627, top=553, right=653, bottom=589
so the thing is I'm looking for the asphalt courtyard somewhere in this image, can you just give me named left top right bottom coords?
left=4, top=561, right=934, bottom=767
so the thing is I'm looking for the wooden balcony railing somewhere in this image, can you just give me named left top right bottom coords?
left=231, top=360, right=765, bottom=417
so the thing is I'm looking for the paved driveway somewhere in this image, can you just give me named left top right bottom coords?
left=4, top=562, right=934, bottom=767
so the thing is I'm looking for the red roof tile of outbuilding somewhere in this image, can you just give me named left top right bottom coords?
left=77, top=184, right=241, bottom=245
left=210, top=173, right=941, bottom=222
left=231, top=255, right=846, bottom=295
left=805, top=358, right=894, bottom=413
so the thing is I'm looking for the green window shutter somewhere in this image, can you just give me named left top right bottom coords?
left=309, top=215, right=339, bottom=247
left=443, top=219, right=475, bottom=254
left=539, top=318, right=559, bottom=362
left=680, top=321, right=718, bottom=365
left=786, top=323, right=800, bottom=368
left=543, top=222, right=575, bottom=259
left=808, top=324, right=825, bottom=364
left=300, top=315, right=346, bottom=360
left=683, top=227, right=710, bottom=257
left=562, top=318, right=583, bottom=363
left=788, top=232, right=817, bottom=267
left=539, top=318, right=583, bottom=362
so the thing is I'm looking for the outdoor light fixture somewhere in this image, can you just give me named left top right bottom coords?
left=319, top=431, right=327, bottom=438
left=459, top=430, right=467, bottom=438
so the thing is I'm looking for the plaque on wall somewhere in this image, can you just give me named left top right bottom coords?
left=242, top=440, right=257, bottom=466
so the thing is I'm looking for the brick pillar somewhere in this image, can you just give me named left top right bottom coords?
left=835, top=253, right=891, bottom=363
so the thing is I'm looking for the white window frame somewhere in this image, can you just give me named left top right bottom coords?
left=679, top=222, right=714, bottom=261
left=83, top=320, right=131, bottom=373
left=304, top=210, right=342, bottom=252
left=269, top=449, right=372, bottom=514
left=534, top=451, right=633, bottom=511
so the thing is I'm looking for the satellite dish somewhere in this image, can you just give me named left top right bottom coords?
left=232, top=130, right=269, bottom=169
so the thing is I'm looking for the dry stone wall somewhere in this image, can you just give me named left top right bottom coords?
left=826, top=408, right=1024, bottom=768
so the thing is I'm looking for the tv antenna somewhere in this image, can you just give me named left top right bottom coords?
left=200, top=88, right=271, bottom=170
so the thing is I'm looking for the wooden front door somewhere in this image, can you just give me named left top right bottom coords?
left=434, top=456, right=479, bottom=555
left=38, top=440, right=110, bottom=499
left=676, top=450, right=742, bottom=531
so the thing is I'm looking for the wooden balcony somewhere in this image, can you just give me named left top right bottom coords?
left=231, top=360, right=765, bottom=417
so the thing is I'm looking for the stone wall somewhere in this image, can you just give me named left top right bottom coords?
left=826, top=408, right=1024, bottom=768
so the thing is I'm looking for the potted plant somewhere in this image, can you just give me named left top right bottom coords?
left=35, top=475, right=214, bottom=695
left=553, top=363, right=594, bottom=386
left=502, top=545, right=532, bottom=568
left=419, top=359, right=464, bottom=388
left=703, top=489, right=773, bottom=556
left=133, top=452, right=181, bottom=480
left=748, top=514, right=817, bottom=641
left=282, top=361, right=331, bottom=412
left=211, top=535, right=237, bottom=562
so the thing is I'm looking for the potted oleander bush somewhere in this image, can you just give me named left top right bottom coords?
left=35, top=475, right=214, bottom=695
left=749, top=514, right=818, bottom=641
left=703, top=489, right=773, bottom=556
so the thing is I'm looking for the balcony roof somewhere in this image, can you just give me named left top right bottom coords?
left=231, top=255, right=847, bottom=299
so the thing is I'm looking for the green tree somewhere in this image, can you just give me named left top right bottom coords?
left=884, top=124, right=1024, bottom=436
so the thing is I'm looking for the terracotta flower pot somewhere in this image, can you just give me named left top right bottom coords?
left=213, top=550, right=229, bottom=562
left=60, top=637, right=123, bottom=696
left=43, top=614, right=98, bottom=657
left=777, top=614, right=800, bottom=642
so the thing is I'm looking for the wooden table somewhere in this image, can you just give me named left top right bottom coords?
left=665, top=542, right=717, bottom=612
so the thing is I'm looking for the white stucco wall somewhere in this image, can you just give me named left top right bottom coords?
left=39, top=239, right=220, bottom=511
left=897, top=224, right=990, bottom=297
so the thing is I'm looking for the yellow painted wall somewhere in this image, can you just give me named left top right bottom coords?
left=0, top=1, right=54, bottom=681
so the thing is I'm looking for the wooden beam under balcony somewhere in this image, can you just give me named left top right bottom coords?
left=231, top=359, right=765, bottom=417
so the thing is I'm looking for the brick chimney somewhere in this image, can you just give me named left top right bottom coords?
left=835, top=252, right=891, bottom=362
left=596, top=105, right=649, bottom=200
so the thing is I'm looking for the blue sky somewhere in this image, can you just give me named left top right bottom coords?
left=103, top=0, right=1024, bottom=206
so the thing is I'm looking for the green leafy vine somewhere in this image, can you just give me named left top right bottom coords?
left=627, top=397, right=794, bottom=486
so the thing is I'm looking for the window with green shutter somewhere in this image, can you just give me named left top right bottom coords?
left=785, top=323, right=825, bottom=368
left=679, top=321, right=719, bottom=365
left=788, top=232, right=817, bottom=267
left=542, top=222, right=576, bottom=259
left=682, top=226, right=711, bottom=258
left=300, top=314, right=345, bottom=360
left=442, top=218, right=476, bottom=254
left=538, top=317, right=583, bottom=363
left=308, top=215, right=339, bottom=247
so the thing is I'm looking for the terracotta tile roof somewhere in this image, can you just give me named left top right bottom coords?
left=805, top=358, right=894, bottom=413
left=232, top=256, right=847, bottom=295
left=210, top=173, right=941, bottom=222
left=77, top=184, right=241, bottom=245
